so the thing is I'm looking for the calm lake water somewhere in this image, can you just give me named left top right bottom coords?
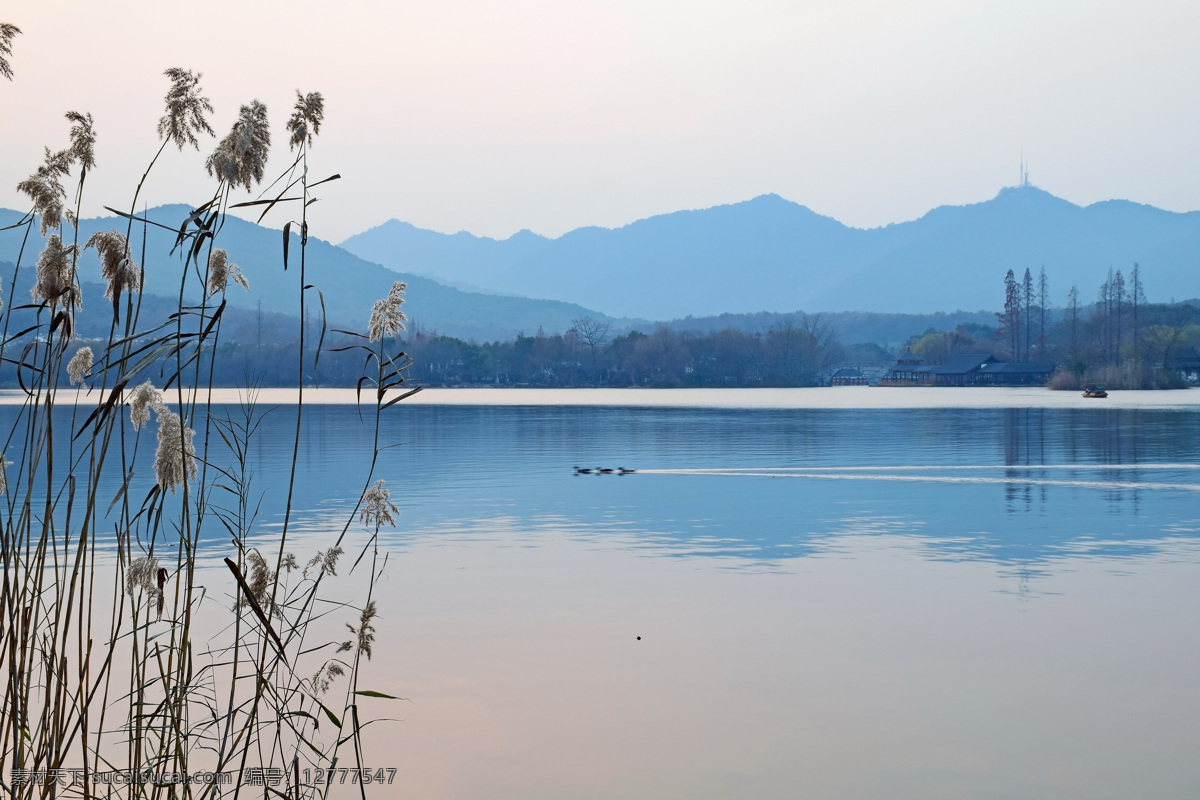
left=262, top=402, right=1200, bottom=799
left=9, top=398, right=1200, bottom=798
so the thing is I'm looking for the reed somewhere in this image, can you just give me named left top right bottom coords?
left=1, top=29, right=412, bottom=798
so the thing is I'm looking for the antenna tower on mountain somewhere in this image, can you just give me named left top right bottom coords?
left=1019, top=153, right=1030, bottom=187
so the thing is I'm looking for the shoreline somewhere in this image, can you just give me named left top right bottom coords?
left=4, top=386, right=1199, bottom=410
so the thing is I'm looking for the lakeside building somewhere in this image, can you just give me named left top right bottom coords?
left=878, top=352, right=1055, bottom=387
left=975, top=361, right=1058, bottom=386
left=831, top=368, right=869, bottom=386
left=878, top=348, right=926, bottom=385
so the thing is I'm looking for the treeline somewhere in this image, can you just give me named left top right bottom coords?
left=401, top=317, right=864, bottom=387
left=658, top=308, right=999, bottom=346
left=904, top=265, right=1200, bottom=388
left=13, top=316, right=845, bottom=390
left=9, top=273, right=1198, bottom=391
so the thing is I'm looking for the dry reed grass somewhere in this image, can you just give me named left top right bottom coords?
left=1, top=27, right=413, bottom=798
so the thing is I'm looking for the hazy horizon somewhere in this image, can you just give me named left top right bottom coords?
left=3, top=183, right=1193, bottom=244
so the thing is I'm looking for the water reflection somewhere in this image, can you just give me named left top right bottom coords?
left=365, top=405, right=1200, bottom=570
left=7, top=402, right=1200, bottom=797
left=6, top=404, right=1199, bottom=571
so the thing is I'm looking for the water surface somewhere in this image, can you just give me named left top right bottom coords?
left=271, top=403, right=1199, bottom=799
left=7, top=400, right=1199, bottom=798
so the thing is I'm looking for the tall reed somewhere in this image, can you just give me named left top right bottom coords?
left=1, top=30, right=413, bottom=798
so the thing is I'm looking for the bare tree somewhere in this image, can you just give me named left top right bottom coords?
left=570, top=315, right=612, bottom=381
left=798, top=312, right=841, bottom=368
left=1143, top=325, right=1188, bottom=368
left=766, top=317, right=822, bottom=384
left=1096, top=268, right=1113, bottom=364
left=1130, top=262, right=1145, bottom=364
left=1114, top=268, right=1126, bottom=362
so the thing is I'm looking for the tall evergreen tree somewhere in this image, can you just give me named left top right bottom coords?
left=1037, top=267, right=1049, bottom=358
left=1022, top=268, right=1034, bottom=361
left=1067, top=284, right=1080, bottom=364
left=1130, top=262, right=1145, bottom=364
left=1098, top=268, right=1113, bottom=364
left=998, top=269, right=1020, bottom=360
left=1114, top=269, right=1126, bottom=362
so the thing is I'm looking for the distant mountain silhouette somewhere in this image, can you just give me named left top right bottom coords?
left=341, top=186, right=1200, bottom=318
left=0, top=206, right=607, bottom=341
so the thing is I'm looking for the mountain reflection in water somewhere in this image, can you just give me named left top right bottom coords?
left=7, top=404, right=1197, bottom=571
left=227, top=404, right=1200, bottom=571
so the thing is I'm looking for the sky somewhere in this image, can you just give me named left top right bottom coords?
left=2, top=1, right=1199, bottom=242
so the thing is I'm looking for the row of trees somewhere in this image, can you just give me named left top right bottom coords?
left=29, top=272, right=1196, bottom=390
left=15, top=316, right=838, bottom=389
left=997, top=266, right=1051, bottom=362
left=401, top=315, right=847, bottom=387
left=1065, top=264, right=1149, bottom=368
left=995, top=264, right=1159, bottom=368
left=904, top=265, right=1199, bottom=387
left=8, top=308, right=868, bottom=389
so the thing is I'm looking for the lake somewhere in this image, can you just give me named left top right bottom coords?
left=254, top=396, right=1200, bottom=799
left=6, top=391, right=1200, bottom=798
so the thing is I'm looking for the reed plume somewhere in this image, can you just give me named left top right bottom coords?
left=206, top=248, right=249, bottom=295
left=311, top=662, right=345, bottom=694
left=206, top=100, right=271, bottom=191
left=367, top=281, right=407, bottom=341
left=238, top=550, right=275, bottom=614
left=303, top=546, right=344, bottom=578
left=360, top=479, right=399, bottom=528
left=16, top=147, right=71, bottom=235
left=65, top=110, right=96, bottom=172
left=0, top=23, right=19, bottom=81
left=31, top=233, right=81, bottom=309
left=66, top=345, right=92, bottom=385
left=287, top=90, right=325, bottom=150
left=0, top=454, right=10, bottom=496
left=128, top=380, right=163, bottom=430
left=127, top=555, right=161, bottom=602
left=158, top=67, right=214, bottom=150
left=85, top=229, right=141, bottom=307
left=153, top=405, right=197, bottom=492
left=345, top=600, right=378, bottom=660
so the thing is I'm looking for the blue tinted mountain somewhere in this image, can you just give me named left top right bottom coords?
left=340, top=186, right=1200, bottom=318
left=0, top=206, right=606, bottom=341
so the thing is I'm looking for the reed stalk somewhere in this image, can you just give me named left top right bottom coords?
left=0, top=34, right=412, bottom=798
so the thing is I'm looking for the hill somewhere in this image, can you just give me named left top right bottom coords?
left=340, top=186, right=1200, bottom=318
left=0, top=206, right=608, bottom=341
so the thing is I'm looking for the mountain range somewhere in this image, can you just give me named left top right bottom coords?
left=2, top=185, right=1198, bottom=342
left=0, top=206, right=601, bottom=341
left=341, top=186, right=1200, bottom=318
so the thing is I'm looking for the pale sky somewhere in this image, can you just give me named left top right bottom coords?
left=2, top=1, right=1199, bottom=242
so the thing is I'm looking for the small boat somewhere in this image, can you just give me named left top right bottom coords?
left=1082, top=385, right=1108, bottom=398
